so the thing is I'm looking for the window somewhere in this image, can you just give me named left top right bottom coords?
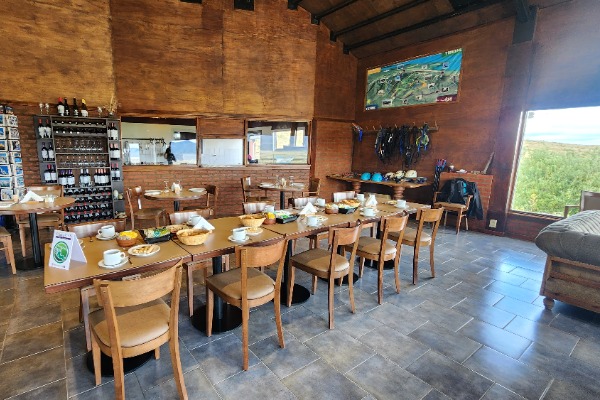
left=511, top=106, right=600, bottom=216
left=247, top=121, right=309, bottom=165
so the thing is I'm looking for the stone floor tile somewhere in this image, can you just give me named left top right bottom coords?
left=250, top=335, right=319, bottom=379
left=458, top=319, right=531, bottom=359
left=282, top=360, right=366, bottom=400
left=305, top=330, right=374, bottom=373
left=358, top=325, right=429, bottom=368
left=346, top=354, right=431, bottom=400
left=485, top=281, right=538, bottom=303
left=9, top=379, right=67, bottom=400
left=406, top=350, right=493, bottom=400
left=134, top=341, right=198, bottom=389
left=63, top=326, right=88, bottom=360
left=144, top=367, right=220, bottom=400
left=280, top=305, right=329, bottom=343
left=480, top=384, right=526, bottom=400
left=411, top=300, right=473, bottom=332
left=409, top=322, right=481, bottom=363
left=494, top=296, right=555, bottom=324
left=571, top=338, right=600, bottom=369
left=366, top=302, right=427, bottom=335
left=1, top=321, right=63, bottom=363
left=72, top=374, right=144, bottom=400
left=505, top=316, right=579, bottom=355
left=6, top=301, right=62, bottom=335
left=452, top=297, right=516, bottom=328
left=333, top=309, right=382, bottom=339
left=410, top=285, right=467, bottom=308
left=549, top=313, right=600, bottom=340
left=216, top=363, right=296, bottom=400
left=543, top=378, right=600, bottom=400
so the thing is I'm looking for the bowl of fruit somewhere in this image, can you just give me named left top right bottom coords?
left=116, top=231, right=138, bottom=247
left=263, top=212, right=276, bottom=225
left=325, top=203, right=339, bottom=214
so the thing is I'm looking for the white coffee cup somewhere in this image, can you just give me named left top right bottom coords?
left=232, top=227, right=247, bottom=241
left=103, top=249, right=126, bottom=266
left=264, top=205, right=275, bottom=213
left=189, top=215, right=202, bottom=226
left=316, top=198, right=326, bottom=207
left=356, top=193, right=365, bottom=202
left=396, top=199, right=407, bottom=208
left=363, top=207, right=375, bottom=217
left=98, top=225, right=116, bottom=238
left=307, top=215, right=318, bottom=226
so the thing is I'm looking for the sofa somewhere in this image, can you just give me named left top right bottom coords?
left=535, top=210, right=600, bottom=312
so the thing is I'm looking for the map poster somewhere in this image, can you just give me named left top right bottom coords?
left=365, top=48, right=463, bottom=110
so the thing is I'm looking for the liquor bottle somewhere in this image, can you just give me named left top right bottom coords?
left=81, top=98, right=88, bottom=117
left=37, top=119, right=45, bottom=138
left=50, top=165, right=57, bottom=183
left=72, top=98, right=79, bottom=117
left=63, top=97, right=70, bottom=116
left=47, top=142, right=54, bottom=161
left=44, top=164, right=51, bottom=183
left=57, top=98, right=65, bottom=116
left=41, top=142, right=48, bottom=161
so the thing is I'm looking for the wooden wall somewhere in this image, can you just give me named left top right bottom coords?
left=352, top=19, right=514, bottom=206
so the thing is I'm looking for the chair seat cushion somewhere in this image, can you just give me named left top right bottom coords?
left=89, top=299, right=170, bottom=348
left=354, top=236, right=397, bottom=256
left=434, top=202, right=467, bottom=211
left=389, top=227, right=431, bottom=245
left=206, top=268, right=274, bottom=300
left=291, top=248, right=349, bottom=273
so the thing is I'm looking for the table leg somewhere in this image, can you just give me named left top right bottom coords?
left=16, top=213, right=44, bottom=270
left=191, top=256, right=242, bottom=334
left=280, top=240, right=310, bottom=305
left=174, top=200, right=180, bottom=212
left=392, top=186, right=406, bottom=200
left=279, top=191, right=285, bottom=210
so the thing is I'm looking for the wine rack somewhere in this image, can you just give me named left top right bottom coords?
left=34, top=115, right=125, bottom=224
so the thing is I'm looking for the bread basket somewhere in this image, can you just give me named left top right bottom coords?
left=239, top=214, right=266, bottom=229
left=176, top=229, right=210, bottom=246
left=116, top=231, right=138, bottom=247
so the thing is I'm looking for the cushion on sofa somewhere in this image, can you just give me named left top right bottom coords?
left=535, top=210, right=600, bottom=267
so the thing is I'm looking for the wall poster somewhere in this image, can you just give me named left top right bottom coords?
left=365, top=48, right=463, bottom=110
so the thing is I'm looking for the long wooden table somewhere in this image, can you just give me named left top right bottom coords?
left=327, top=174, right=430, bottom=199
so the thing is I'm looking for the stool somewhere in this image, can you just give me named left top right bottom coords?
left=433, top=197, right=472, bottom=234
left=0, top=227, right=16, bottom=274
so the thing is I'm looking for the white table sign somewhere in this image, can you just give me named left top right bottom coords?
left=49, top=230, right=87, bottom=270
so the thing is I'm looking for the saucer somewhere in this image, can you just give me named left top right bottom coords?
left=394, top=205, right=408, bottom=209
left=260, top=183, right=274, bottom=188
left=245, top=228, right=263, bottom=236
left=98, top=258, right=128, bottom=269
left=228, top=235, right=249, bottom=243
left=360, top=212, right=377, bottom=217
left=96, top=233, right=118, bottom=240
left=306, top=223, right=322, bottom=228
left=145, top=190, right=161, bottom=195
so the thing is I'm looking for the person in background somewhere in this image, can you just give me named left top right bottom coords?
left=165, top=145, right=176, bottom=165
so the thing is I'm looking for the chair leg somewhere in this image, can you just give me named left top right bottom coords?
left=377, top=261, right=384, bottom=305
left=186, top=265, right=194, bottom=317
left=6, top=239, right=15, bottom=274
left=223, top=255, right=230, bottom=271
left=394, top=259, right=401, bottom=294
left=91, top=334, right=102, bottom=386
left=443, top=211, right=448, bottom=227
left=111, top=348, right=125, bottom=400
left=311, top=276, right=317, bottom=294
left=169, top=337, right=188, bottom=400
left=274, top=294, right=285, bottom=349
left=206, top=288, right=214, bottom=336
left=430, top=245, right=435, bottom=278
left=412, top=249, right=419, bottom=285
left=19, top=227, right=26, bottom=257
left=455, top=211, right=462, bottom=234
left=81, top=288, right=92, bottom=352
left=154, top=347, right=160, bottom=360
left=287, top=266, right=295, bottom=308
left=242, top=304, right=250, bottom=371
left=348, top=271, right=355, bottom=314
left=328, top=277, right=335, bottom=329
left=358, top=257, right=365, bottom=278
left=465, top=215, right=469, bottom=231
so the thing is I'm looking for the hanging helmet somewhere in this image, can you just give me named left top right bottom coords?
left=371, top=172, right=383, bottom=182
left=405, top=170, right=418, bottom=178
left=361, top=172, right=372, bottom=180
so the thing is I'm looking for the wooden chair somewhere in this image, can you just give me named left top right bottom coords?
left=241, top=177, right=269, bottom=202
left=333, top=191, right=356, bottom=202
left=288, top=223, right=361, bottom=329
left=242, top=201, right=274, bottom=214
left=68, top=219, right=126, bottom=239
left=287, top=196, right=318, bottom=208
left=168, top=209, right=213, bottom=225
left=183, top=184, right=218, bottom=212
left=350, top=215, right=408, bottom=304
left=90, top=262, right=187, bottom=400
left=389, top=207, right=443, bottom=285
left=302, top=178, right=321, bottom=197
left=17, top=185, right=64, bottom=257
left=205, top=239, right=287, bottom=370
left=433, top=192, right=473, bottom=234
left=125, top=187, right=167, bottom=230
left=0, top=227, right=16, bottom=274
left=564, top=191, right=600, bottom=217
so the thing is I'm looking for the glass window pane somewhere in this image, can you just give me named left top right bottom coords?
left=247, top=121, right=309, bottom=165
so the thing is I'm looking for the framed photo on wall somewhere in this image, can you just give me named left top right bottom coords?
left=365, top=48, right=463, bottom=110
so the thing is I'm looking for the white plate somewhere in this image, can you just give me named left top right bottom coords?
left=96, top=233, right=118, bottom=241
left=245, top=228, right=263, bottom=236
left=360, top=212, right=378, bottom=217
left=188, top=188, right=206, bottom=193
left=290, top=183, right=305, bottom=188
left=98, top=258, right=128, bottom=269
left=128, top=244, right=160, bottom=257
left=228, top=235, right=250, bottom=243
left=260, top=183, right=274, bottom=187
left=145, top=190, right=161, bottom=195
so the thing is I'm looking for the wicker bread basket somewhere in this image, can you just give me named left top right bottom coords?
left=116, top=232, right=138, bottom=247
left=239, top=214, right=266, bottom=229
left=176, top=229, right=211, bottom=246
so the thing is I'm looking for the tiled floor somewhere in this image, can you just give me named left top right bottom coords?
left=1, top=225, right=600, bottom=399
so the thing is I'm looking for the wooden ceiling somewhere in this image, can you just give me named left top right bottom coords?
left=290, top=0, right=518, bottom=58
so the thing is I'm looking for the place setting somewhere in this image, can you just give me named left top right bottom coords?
left=95, top=225, right=118, bottom=240
left=98, top=248, right=129, bottom=269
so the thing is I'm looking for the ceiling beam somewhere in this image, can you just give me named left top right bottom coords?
left=288, top=0, right=303, bottom=10
left=311, top=0, right=360, bottom=25
left=344, top=0, right=504, bottom=53
left=330, top=0, right=430, bottom=42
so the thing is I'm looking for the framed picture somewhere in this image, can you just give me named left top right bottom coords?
left=0, top=127, right=6, bottom=139
left=12, top=176, right=24, bottom=188
left=365, top=48, right=463, bottom=110
left=9, top=152, right=21, bottom=164
left=0, top=165, right=9, bottom=176
left=0, top=177, right=11, bottom=188
left=0, top=140, right=7, bottom=151
left=0, top=188, right=12, bottom=201
left=0, top=152, right=8, bottom=164
left=8, top=127, right=19, bottom=139
left=8, top=140, right=20, bottom=152
left=11, top=164, right=23, bottom=176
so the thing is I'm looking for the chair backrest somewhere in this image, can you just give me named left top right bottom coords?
left=581, top=191, right=600, bottom=212
left=68, top=219, right=127, bottom=238
left=125, top=186, right=145, bottom=213
left=236, top=239, right=287, bottom=301
left=243, top=201, right=274, bottom=214
left=333, top=191, right=356, bottom=202
left=204, top=185, right=218, bottom=209
left=328, top=222, right=362, bottom=257
left=366, top=193, right=391, bottom=203
left=307, top=178, right=320, bottom=195
left=168, top=209, right=212, bottom=225
left=415, top=207, right=444, bottom=246
left=241, top=177, right=253, bottom=202
left=379, top=214, right=409, bottom=257
left=288, top=197, right=318, bottom=208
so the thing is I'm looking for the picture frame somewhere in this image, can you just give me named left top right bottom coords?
left=0, top=127, right=6, bottom=139
left=0, top=177, right=11, bottom=188
left=11, top=164, right=23, bottom=176
left=9, top=152, right=21, bottom=164
left=8, top=140, right=20, bottom=152
left=0, top=165, right=10, bottom=176
left=0, top=152, right=8, bottom=164
left=0, top=140, right=7, bottom=151
left=8, top=127, right=19, bottom=139
left=12, top=176, right=24, bottom=188
left=0, top=188, right=12, bottom=201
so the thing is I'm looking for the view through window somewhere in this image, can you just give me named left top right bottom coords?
left=511, top=106, right=600, bottom=216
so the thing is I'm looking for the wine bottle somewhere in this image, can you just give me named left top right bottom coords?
left=57, top=98, right=65, bottom=116
left=50, top=165, right=57, bottom=183
left=115, top=164, right=121, bottom=181
left=41, top=142, right=48, bottom=161
left=44, top=164, right=51, bottom=183
left=81, top=98, right=88, bottom=117
left=63, top=97, right=70, bottom=116
left=37, top=119, right=45, bottom=138
left=68, top=169, right=75, bottom=187
left=72, top=98, right=79, bottom=117
left=47, top=142, right=54, bottom=161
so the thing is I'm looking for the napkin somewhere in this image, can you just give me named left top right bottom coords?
left=299, top=202, right=317, bottom=215
left=192, top=216, right=215, bottom=231
left=19, top=190, right=44, bottom=203
left=364, top=194, right=378, bottom=207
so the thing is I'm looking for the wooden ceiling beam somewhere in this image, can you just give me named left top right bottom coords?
left=311, top=0, right=360, bottom=25
left=330, top=0, right=430, bottom=42
left=344, top=0, right=505, bottom=53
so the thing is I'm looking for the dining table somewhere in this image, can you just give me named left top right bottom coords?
left=0, top=196, right=75, bottom=269
left=143, top=187, right=207, bottom=211
left=256, top=182, right=306, bottom=209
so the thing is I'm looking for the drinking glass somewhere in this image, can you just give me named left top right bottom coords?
left=164, top=180, right=169, bottom=193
